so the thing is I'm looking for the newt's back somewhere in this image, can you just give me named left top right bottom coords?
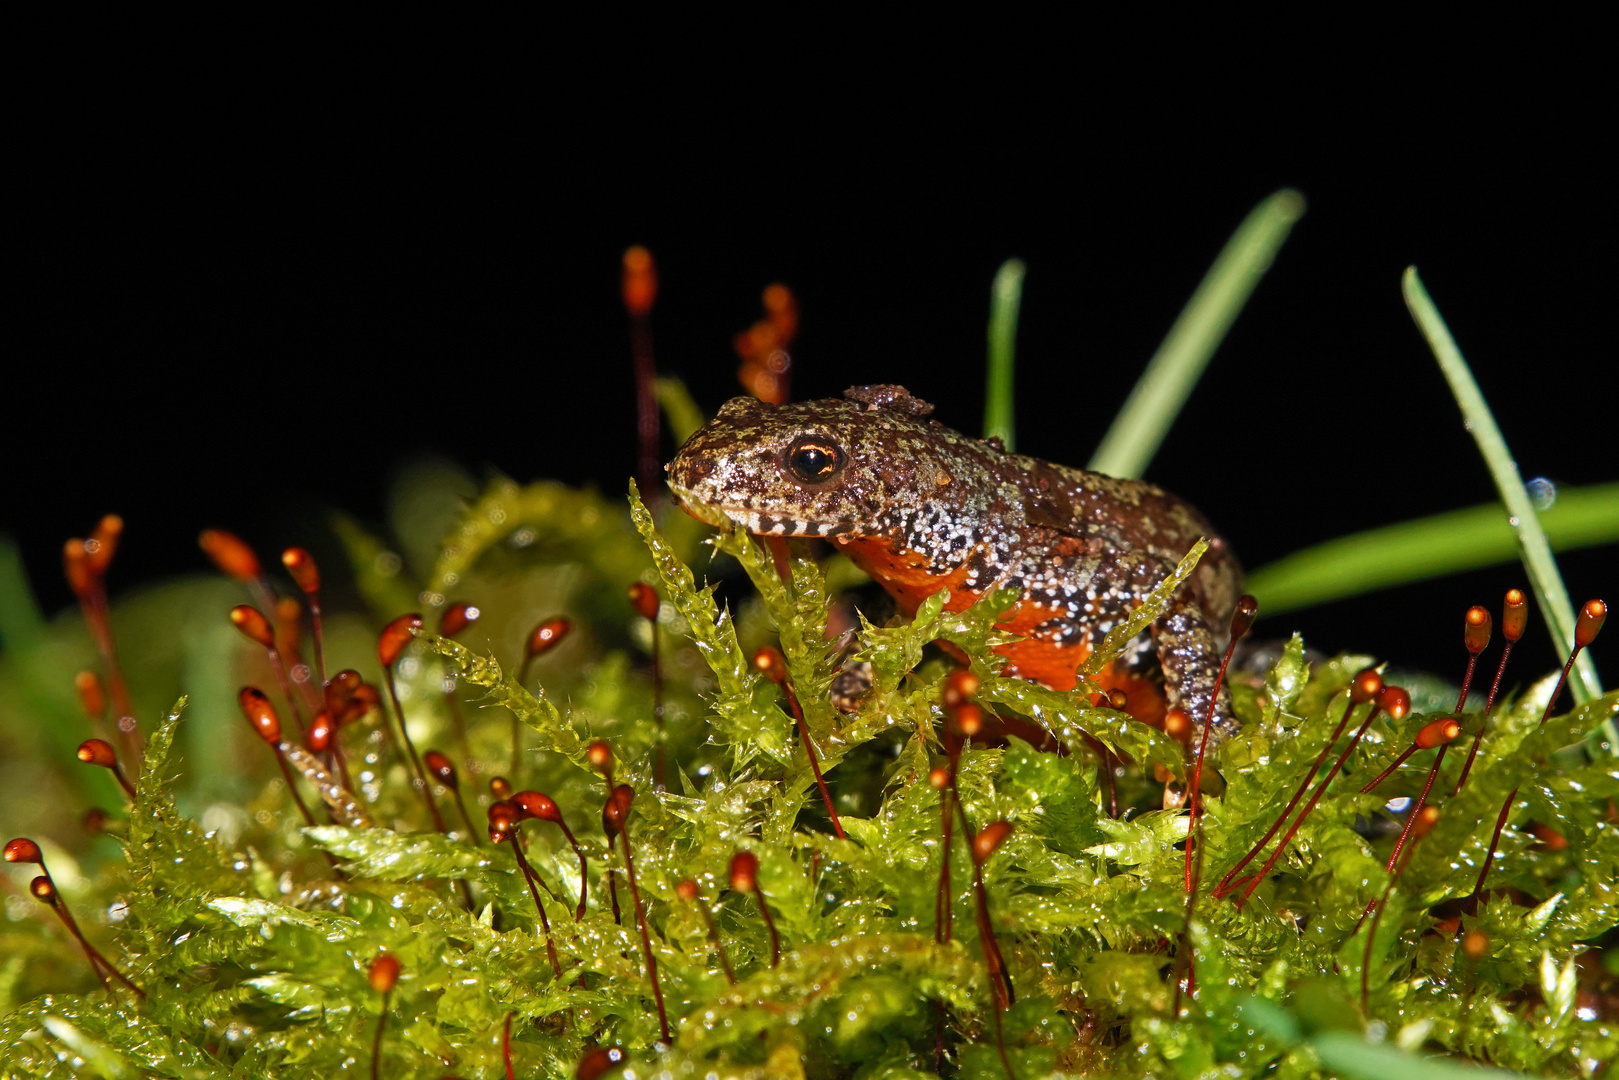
left=667, top=385, right=1241, bottom=733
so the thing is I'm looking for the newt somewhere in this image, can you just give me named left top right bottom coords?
left=665, top=384, right=1243, bottom=735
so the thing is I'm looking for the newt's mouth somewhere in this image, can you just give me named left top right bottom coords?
left=667, top=487, right=859, bottom=539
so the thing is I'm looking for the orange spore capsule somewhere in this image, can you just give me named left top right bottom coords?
left=675, top=879, right=699, bottom=903
left=627, top=582, right=660, bottom=621
left=972, top=820, right=1014, bottom=863
left=306, top=711, right=335, bottom=752
left=1575, top=599, right=1607, bottom=647
left=525, top=616, right=572, bottom=658
left=928, top=766, right=950, bottom=789
left=729, top=850, right=759, bottom=893
left=238, top=687, right=281, bottom=744
left=423, top=751, right=458, bottom=789
left=1351, top=668, right=1384, bottom=704
left=1377, top=685, right=1411, bottom=722
left=487, top=800, right=519, bottom=832
left=339, top=684, right=380, bottom=725
left=63, top=540, right=94, bottom=599
left=229, top=605, right=276, bottom=648
left=762, top=283, right=799, bottom=341
left=942, top=669, right=981, bottom=708
left=281, top=548, right=319, bottom=594
left=513, top=790, right=559, bottom=822
left=1529, top=823, right=1569, bottom=850
left=4, top=838, right=43, bottom=864
left=274, top=595, right=303, bottom=654
left=586, top=741, right=613, bottom=773
left=74, top=671, right=107, bottom=719
left=1411, top=805, right=1442, bottom=839
left=1464, top=606, right=1492, bottom=655
left=602, top=783, right=633, bottom=839
left=82, top=808, right=110, bottom=835
left=1230, top=594, right=1259, bottom=641
left=1462, top=930, right=1489, bottom=959
left=954, top=703, right=984, bottom=737
left=76, top=739, right=118, bottom=769
left=368, top=954, right=400, bottom=994
left=1163, top=709, right=1193, bottom=744
left=753, top=646, right=788, bottom=684
left=30, top=876, right=56, bottom=903
left=199, top=529, right=262, bottom=581
left=438, top=602, right=479, bottom=639
left=489, top=776, right=513, bottom=801
left=576, top=1047, right=628, bottom=1080
left=324, top=669, right=362, bottom=712
left=622, top=245, right=657, bottom=317
left=85, top=515, right=123, bottom=576
left=1416, top=718, right=1462, bottom=749
left=377, top=614, right=423, bottom=668
left=1502, top=589, right=1528, bottom=642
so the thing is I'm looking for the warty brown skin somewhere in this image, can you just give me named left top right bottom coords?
left=665, top=385, right=1242, bottom=734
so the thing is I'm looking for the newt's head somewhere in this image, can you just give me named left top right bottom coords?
left=666, top=385, right=998, bottom=538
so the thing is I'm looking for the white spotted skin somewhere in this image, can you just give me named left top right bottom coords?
left=666, top=386, right=1243, bottom=734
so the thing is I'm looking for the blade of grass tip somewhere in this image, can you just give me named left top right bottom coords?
left=1088, top=189, right=1305, bottom=480
left=0, top=535, right=47, bottom=653
left=654, top=375, right=706, bottom=445
left=1244, top=483, right=1619, bottom=615
left=1402, top=267, right=1608, bottom=736
left=982, top=258, right=1025, bottom=452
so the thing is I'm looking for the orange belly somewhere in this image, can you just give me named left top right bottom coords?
left=835, top=536, right=1168, bottom=728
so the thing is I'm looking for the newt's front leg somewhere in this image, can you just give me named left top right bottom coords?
left=1153, top=589, right=1235, bottom=738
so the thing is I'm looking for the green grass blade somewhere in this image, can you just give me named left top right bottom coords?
left=0, top=534, right=46, bottom=653
left=1310, top=1032, right=1528, bottom=1080
left=1088, top=188, right=1306, bottom=479
left=982, top=258, right=1025, bottom=451
left=1402, top=266, right=1604, bottom=708
left=1245, top=482, right=1619, bottom=614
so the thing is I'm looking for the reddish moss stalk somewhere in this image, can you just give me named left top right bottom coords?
left=1365, top=719, right=1462, bottom=909
left=6, top=839, right=143, bottom=996
left=515, top=791, right=588, bottom=919
left=930, top=766, right=955, bottom=944
left=426, top=750, right=481, bottom=844
left=1235, top=686, right=1409, bottom=903
left=588, top=742, right=624, bottom=925
left=368, top=954, right=399, bottom=1080
left=623, top=246, right=662, bottom=503
left=64, top=524, right=141, bottom=765
left=1472, top=600, right=1605, bottom=901
left=959, top=806, right=1016, bottom=1011
left=1214, top=668, right=1383, bottom=899
left=1360, top=807, right=1440, bottom=1011
left=755, top=647, right=843, bottom=838
left=378, top=615, right=449, bottom=835
left=731, top=850, right=779, bottom=968
left=630, top=584, right=667, bottom=789
left=677, top=879, right=735, bottom=984
left=1454, top=589, right=1527, bottom=796
left=1184, top=595, right=1256, bottom=891
left=492, top=802, right=563, bottom=978
left=606, top=783, right=670, bottom=1043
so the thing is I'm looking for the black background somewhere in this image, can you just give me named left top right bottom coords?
left=11, top=23, right=1616, bottom=688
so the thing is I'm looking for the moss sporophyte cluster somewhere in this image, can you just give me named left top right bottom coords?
left=0, top=459, right=1614, bottom=1079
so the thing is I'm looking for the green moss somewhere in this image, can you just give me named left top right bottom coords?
left=0, top=474, right=1615, bottom=1079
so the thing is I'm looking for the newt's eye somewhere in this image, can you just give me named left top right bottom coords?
left=785, top=438, right=843, bottom=484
